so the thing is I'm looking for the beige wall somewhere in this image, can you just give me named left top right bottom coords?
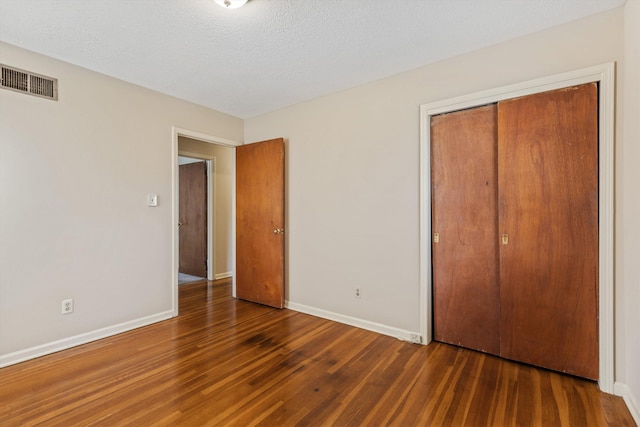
left=0, top=41, right=243, bottom=361
left=178, top=137, right=234, bottom=278
left=621, top=0, right=640, bottom=417
left=245, top=5, right=639, bottom=410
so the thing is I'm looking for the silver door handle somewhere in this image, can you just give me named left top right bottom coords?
left=273, top=228, right=285, bottom=234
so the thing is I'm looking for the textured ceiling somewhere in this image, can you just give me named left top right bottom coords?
left=0, top=0, right=625, bottom=118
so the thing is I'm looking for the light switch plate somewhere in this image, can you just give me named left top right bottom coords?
left=148, top=194, right=158, bottom=207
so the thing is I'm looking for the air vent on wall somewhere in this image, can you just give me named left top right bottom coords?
left=1, top=64, right=58, bottom=101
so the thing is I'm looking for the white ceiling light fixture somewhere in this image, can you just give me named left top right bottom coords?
left=214, top=0, right=248, bottom=9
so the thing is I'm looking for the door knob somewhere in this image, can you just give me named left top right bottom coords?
left=273, top=228, right=285, bottom=234
left=178, top=222, right=183, bottom=227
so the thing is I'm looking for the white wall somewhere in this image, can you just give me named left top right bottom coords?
left=178, top=137, right=234, bottom=278
left=0, top=42, right=243, bottom=363
left=245, top=5, right=639, bottom=408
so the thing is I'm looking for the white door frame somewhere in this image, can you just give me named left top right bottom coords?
left=172, top=127, right=241, bottom=316
left=419, top=62, right=615, bottom=393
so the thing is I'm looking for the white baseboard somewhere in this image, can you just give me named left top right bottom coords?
left=285, top=301, right=421, bottom=343
left=614, top=382, right=640, bottom=425
left=0, top=310, right=174, bottom=368
left=215, top=272, right=232, bottom=280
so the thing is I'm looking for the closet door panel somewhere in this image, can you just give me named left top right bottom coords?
left=431, top=104, right=500, bottom=355
left=498, top=83, right=598, bottom=379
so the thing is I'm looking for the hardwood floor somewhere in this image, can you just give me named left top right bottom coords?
left=0, top=279, right=635, bottom=426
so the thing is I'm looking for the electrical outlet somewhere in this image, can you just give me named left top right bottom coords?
left=62, top=298, right=74, bottom=315
left=355, top=288, right=361, bottom=298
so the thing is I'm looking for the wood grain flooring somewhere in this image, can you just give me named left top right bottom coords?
left=0, top=279, right=635, bottom=426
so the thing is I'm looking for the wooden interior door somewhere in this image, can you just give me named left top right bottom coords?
left=179, top=161, right=208, bottom=278
left=498, top=83, right=599, bottom=379
left=236, top=138, right=285, bottom=308
left=431, top=104, right=500, bottom=355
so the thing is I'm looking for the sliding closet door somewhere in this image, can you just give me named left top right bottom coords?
left=498, top=83, right=599, bottom=379
left=431, top=105, right=500, bottom=355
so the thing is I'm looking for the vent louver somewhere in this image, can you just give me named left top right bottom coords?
left=1, top=64, right=58, bottom=101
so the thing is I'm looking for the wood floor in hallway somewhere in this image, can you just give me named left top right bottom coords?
left=0, top=278, right=635, bottom=426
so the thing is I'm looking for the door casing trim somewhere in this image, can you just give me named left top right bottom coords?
left=172, top=127, right=241, bottom=316
left=419, top=62, right=615, bottom=393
